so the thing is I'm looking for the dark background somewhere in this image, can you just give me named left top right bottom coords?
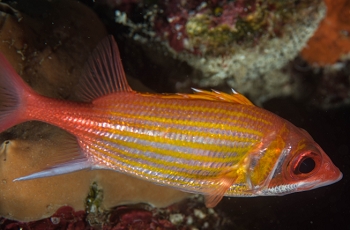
left=218, top=99, right=349, bottom=230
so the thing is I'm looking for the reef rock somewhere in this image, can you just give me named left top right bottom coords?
left=110, top=0, right=326, bottom=103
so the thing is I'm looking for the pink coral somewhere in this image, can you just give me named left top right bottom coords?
left=0, top=206, right=176, bottom=230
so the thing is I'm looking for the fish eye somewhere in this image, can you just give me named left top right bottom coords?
left=295, top=157, right=315, bottom=174
left=289, top=150, right=322, bottom=179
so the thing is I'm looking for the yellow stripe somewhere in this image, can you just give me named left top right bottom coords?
left=122, top=99, right=273, bottom=125
left=108, top=122, right=261, bottom=143
left=98, top=139, right=236, bottom=172
left=100, top=122, right=259, bottom=156
left=101, top=132, right=253, bottom=163
left=89, top=142, right=221, bottom=186
left=108, top=111, right=265, bottom=138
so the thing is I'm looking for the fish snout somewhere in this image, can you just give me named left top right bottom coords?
left=300, top=153, right=342, bottom=191
left=317, top=156, right=343, bottom=186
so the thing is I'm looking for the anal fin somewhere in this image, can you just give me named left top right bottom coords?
left=14, top=135, right=92, bottom=181
left=14, top=160, right=92, bottom=181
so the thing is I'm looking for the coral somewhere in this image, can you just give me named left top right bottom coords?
left=108, top=207, right=176, bottom=230
left=112, top=0, right=326, bottom=104
left=163, top=0, right=325, bottom=90
left=106, top=0, right=350, bottom=107
left=0, top=206, right=87, bottom=230
left=301, top=0, right=350, bottom=65
left=114, top=0, right=325, bottom=55
left=153, top=0, right=299, bottom=56
left=0, top=196, right=231, bottom=229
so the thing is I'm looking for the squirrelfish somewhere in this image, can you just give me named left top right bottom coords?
left=0, top=36, right=342, bottom=207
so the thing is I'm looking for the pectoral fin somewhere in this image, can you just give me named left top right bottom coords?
left=203, top=153, right=253, bottom=207
left=204, top=175, right=236, bottom=208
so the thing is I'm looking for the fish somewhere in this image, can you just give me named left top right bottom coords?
left=0, top=36, right=342, bottom=208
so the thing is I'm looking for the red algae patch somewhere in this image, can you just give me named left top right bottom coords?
left=0, top=196, right=231, bottom=229
left=0, top=206, right=87, bottom=230
left=301, top=0, right=350, bottom=65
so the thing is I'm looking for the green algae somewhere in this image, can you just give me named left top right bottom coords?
left=85, top=182, right=104, bottom=214
left=185, top=13, right=261, bottom=55
left=184, top=0, right=319, bottom=55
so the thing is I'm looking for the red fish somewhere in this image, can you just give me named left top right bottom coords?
left=0, top=36, right=342, bottom=207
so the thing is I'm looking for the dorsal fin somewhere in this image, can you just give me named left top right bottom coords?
left=162, top=88, right=254, bottom=105
left=75, top=35, right=132, bottom=102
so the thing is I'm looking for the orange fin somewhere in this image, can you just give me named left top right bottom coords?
left=164, top=88, right=254, bottom=106
left=75, top=35, right=133, bottom=102
left=203, top=152, right=253, bottom=207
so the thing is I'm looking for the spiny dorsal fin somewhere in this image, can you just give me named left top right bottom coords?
left=164, top=88, right=254, bottom=105
left=75, top=35, right=132, bottom=102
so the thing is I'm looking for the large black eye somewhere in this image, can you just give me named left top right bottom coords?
left=289, top=150, right=322, bottom=180
left=298, top=157, right=315, bottom=174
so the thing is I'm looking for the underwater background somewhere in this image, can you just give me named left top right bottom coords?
left=0, top=0, right=349, bottom=229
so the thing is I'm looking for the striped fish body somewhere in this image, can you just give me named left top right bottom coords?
left=0, top=36, right=342, bottom=208
left=27, top=92, right=280, bottom=189
left=23, top=91, right=286, bottom=207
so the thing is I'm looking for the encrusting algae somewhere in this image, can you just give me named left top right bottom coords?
left=112, top=0, right=327, bottom=105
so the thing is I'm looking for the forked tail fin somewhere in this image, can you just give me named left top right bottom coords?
left=0, top=52, right=35, bottom=132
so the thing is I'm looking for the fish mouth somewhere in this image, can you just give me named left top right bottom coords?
left=259, top=171, right=343, bottom=196
left=297, top=171, right=343, bottom=191
left=297, top=158, right=343, bottom=191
